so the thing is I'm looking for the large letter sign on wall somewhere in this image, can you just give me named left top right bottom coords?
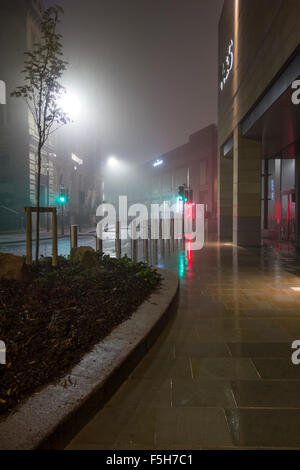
left=220, top=40, right=234, bottom=91
left=0, top=80, right=6, bottom=104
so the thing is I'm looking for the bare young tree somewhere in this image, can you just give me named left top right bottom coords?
left=11, top=4, right=70, bottom=263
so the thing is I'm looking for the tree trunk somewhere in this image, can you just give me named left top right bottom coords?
left=35, top=144, right=42, bottom=264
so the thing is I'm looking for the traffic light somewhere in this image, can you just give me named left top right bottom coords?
left=58, top=195, right=67, bottom=204
left=185, top=188, right=193, bottom=203
left=178, top=185, right=185, bottom=201
left=57, top=187, right=68, bottom=205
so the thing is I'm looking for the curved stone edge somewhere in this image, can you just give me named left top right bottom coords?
left=0, top=268, right=179, bottom=450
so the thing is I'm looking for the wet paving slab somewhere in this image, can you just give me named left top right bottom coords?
left=66, top=241, right=300, bottom=449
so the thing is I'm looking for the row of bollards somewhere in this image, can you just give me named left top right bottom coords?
left=70, top=218, right=185, bottom=264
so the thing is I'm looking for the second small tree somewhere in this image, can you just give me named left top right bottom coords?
left=11, top=5, right=70, bottom=263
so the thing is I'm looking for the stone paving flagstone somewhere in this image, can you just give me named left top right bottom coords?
left=66, top=242, right=300, bottom=449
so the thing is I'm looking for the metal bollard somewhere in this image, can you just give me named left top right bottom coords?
left=153, top=239, right=158, bottom=265
left=115, top=220, right=121, bottom=259
left=143, top=239, right=149, bottom=262
left=25, top=207, right=32, bottom=265
left=131, top=220, right=138, bottom=262
left=142, top=219, right=149, bottom=262
left=171, top=218, right=174, bottom=239
left=52, top=209, right=58, bottom=267
left=161, top=218, right=165, bottom=257
left=96, top=223, right=103, bottom=252
left=170, top=218, right=175, bottom=251
left=166, top=218, right=171, bottom=253
left=151, top=217, right=158, bottom=262
left=70, top=224, right=78, bottom=250
left=96, top=237, right=103, bottom=253
left=160, top=217, right=163, bottom=255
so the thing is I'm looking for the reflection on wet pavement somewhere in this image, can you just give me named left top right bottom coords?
left=62, top=240, right=300, bottom=448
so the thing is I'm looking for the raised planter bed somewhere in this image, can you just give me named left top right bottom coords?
left=0, top=268, right=179, bottom=450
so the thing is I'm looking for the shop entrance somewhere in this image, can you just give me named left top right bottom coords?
left=262, top=158, right=296, bottom=242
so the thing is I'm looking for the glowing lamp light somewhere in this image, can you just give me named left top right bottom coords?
left=58, top=91, right=81, bottom=121
left=290, top=287, right=300, bottom=292
left=107, top=156, right=120, bottom=168
left=153, top=159, right=163, bottom=168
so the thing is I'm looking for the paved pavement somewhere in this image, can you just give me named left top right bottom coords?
left=66, top=241, right=300, bottom=449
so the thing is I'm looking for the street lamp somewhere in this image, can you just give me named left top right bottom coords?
left=107, top=155, right=120, bottom=169
left=58, top=90, right=82, bottom=121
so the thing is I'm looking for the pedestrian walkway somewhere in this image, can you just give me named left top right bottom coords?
left=66, top=241, right=300, bottom=449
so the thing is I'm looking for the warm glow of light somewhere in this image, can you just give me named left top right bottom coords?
left=105, top=156, right=130, bottom=175
left=58, top=91, right=82, bottom=121
left=290, top=287, right=300, bottom=292
left=107, top=156, right=120, bottom=168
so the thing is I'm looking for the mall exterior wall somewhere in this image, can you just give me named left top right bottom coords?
left=218, top=0, right=300, bottom=245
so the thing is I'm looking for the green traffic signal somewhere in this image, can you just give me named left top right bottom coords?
left=57, top=195, right=67, bottom=204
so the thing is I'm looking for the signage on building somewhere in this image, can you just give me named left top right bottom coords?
left=0, top=80, right=6, bottom=105
left=72, top=153, right=83, bottom=165
left=220, top=40, right=234, bottom=91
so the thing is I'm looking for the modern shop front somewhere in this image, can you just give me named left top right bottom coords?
left=218, top=0, right=300, bottom=246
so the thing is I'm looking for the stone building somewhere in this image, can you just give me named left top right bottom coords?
left=0, top=0, right=102, bottom=231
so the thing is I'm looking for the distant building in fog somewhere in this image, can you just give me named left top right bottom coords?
left=0, top=0, right=101, bottom=231
left=105, top=124, right=217, bottom=226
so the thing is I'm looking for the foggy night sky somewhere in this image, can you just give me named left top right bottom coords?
left=47, top=0, right=223, bottom=164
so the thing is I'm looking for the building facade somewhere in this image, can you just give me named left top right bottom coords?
left=0, top=0, right=43, bottom=229
left=0, top=0, right=102, bottom=231
left=218, top=0, right=300, bottom=246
